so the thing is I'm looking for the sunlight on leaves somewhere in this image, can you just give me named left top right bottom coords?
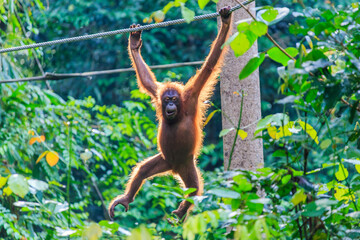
left=249, top=21, right=268, bottom=36
left=208, top=188, right=241, bottom=198
left=320, top=139, right=332, bottom=150
left=260, top=8, right=279, bottom=23
left=153, top=10, right=165, bottom=23
left=267, top=125, right=277, bottom=139
left=36, top=151, right=49, bottom=164
left=230, top=32, right=250, bottom=57
left=257, top=7, right=289, bottom=25
left=80, top=149, right=93, bottom=162
left=335, top=164, right=348, bottom=181
left=0, top=176, right=8, bottom=189
left=334, top=187, right=354, bottom=204
left=29, top=135, right=45, bottom=145
left=356, top=164, right=360, bottom=174
left=8, top=174, right=29, bottom=198
left=181, top=4, right=195, bottom=23
left=204, top=110, right=219, bottom=126
left=127, top=225, right=152, bottom=240
left=36, top=151, right=59, bottom=167
left=291, top=188, right=307, bottom=206
left=219, top=128, right=234, bottom=137
left=3, top=186, right=12, bottom=196
left=56, top=228, right=77, bottom=237
left=198, top=0, right=210, bottom=9
left=82, top=222, right=102, bottom=240
left=233, top=174, right=252, bottom=192
left=28, top=179, right=49, bottom=191
left=237, top=129, right=248, bottom=140
left=46, top=151, right=59, bottom=167
left=298, top=120, right=319, bottom=144
left=268, top=47, right=298, bottom=66
left=230, top=30, right=257, bottom=57
left=234, top=225, right=249, bottom=240
left=266, top=122, right=294, bottom=140
left=255, top=113, right=290, bottom=135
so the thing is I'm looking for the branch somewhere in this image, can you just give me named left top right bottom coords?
left=341, top=98, right=360, bottom=112
left=234, top=0, right=295, bottom=60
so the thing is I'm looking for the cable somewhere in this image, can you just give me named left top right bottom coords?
left=0, top=61, right=204, bottom=84
left=0, top=0, right=254, bottom=54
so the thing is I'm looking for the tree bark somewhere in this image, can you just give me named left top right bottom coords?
left=217, top=0, right=264, bottom=171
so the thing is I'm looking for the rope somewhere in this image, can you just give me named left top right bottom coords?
left=0, top=61, right=204, bottom=84
left=0, top=0, right=254, bottom=54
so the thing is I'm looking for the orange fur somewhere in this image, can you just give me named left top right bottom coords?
left=109, top=8, right=233, bottom=221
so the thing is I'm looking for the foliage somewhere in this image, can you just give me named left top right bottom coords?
left=124, top=1, right=360, bottom=239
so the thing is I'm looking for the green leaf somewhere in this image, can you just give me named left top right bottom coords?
left=291, top=189, right=307, bottom=206
left=208, top=188, right=241, bottom=199
left=181, top=5, right=195, bottom=23
left=230, top=31, right=257, bottom=57
left=255, top=113, right=290, bottom=135
left=355, top=165, right=360, bottom=174
left=82, top=222, right=103, bottom=240
left=184, top=188, right=197, bottom=195
left=249, top=22, right=268, bottom=36
left=257, top=7, right=289, bottom=25
left=304, top=49, right=327, bottom=61
left=305, top=89, right=318, bottom=103
left=233, top=175, right=252, bottom=192
left=230, top=33, right=250, bottom=57
left=268, top=47, right=298, bottom=66
left=219, top=128, right=234, bottom=137
left=302, top=199, right=337, bottom=217
left=302, top=202, right=325, bottom=217
left=321, top=9, right=335, bottom=21
left=98, top=220, right=121, bottom=232
left=198, top=0, right=210, bottom=9
left=320, top=139, right=332, bottom=150
left=272, top=7, right=290, bottom=24
left=234, top=226, right=249, bottom=240
left=237, top=22, right=250, bottom=32
left=261, top=8, right=278, bottom=23
left=239, top=53, right=265, bottom=80
left=28, top=179, right=49, bottom=191
left=281, top=175, right=291, bottom=184
left=335, top=164, right=348, bottom=181
left=273, top=150, right=287, bottom=157
left=246, top=193, right=263, bottom=214
left=8, top=174, right=29, bottom=198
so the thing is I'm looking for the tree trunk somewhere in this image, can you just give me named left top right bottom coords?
left=217, top=0, right=264, bottom=171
